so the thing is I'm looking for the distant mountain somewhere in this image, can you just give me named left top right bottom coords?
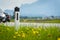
left=4, top=9, right=13, bottom=16
left=4, top=9, right=60, bottom=17
left=0, top=8, right=3, bottom=13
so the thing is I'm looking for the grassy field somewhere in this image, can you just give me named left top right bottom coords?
left=11, top=19, right=60, bottom=23
left=0, top=24, right=60, bottom=40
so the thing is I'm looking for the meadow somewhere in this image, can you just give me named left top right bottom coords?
left=0, top=24, right=60, bottom=40
left=11, top=19, right=60, bottom=23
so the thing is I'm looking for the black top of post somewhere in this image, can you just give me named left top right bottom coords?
left=15, top=7, right=20, bottom=12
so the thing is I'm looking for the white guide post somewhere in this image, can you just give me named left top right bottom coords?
left=14, top=7, right=20, bottom=30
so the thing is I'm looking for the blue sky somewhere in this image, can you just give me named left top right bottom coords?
left=20, top=0, right=60, bottom=17
left=0, top=0, right=60, bottom=17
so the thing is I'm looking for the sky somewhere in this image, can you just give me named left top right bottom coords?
left=0, top=0, right=37, bottom=10
left=0, top=0, right=60, bottom=17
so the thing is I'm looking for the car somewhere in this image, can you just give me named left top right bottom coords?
left=5, top=13, right=10, bottom=22
left=0, top=13, right=10, bottom=23
left=0, top=9, right=10, bottom=23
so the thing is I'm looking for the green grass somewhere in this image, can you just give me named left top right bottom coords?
left=21, top=19, right=60, bottom=23
left=11, top=19, right=60, bottom=23
left=0, top=25, right=60, bottom=40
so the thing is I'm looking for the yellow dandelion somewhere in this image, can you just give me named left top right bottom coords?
left=32, top=29, right=34, bottom=31
left=38, top=28, right=41, bottom=31
left=21, top=31, right=23, bottom=33
left=33, top=31, right=36, bottom=34
left=15, top=32, right=18, bottom=34
left=33, top=31, right=39, bottom=34
left=7, top=27, right=10, bottom=30
left=26, top=28, right=29, bottom=30
left=36, top=31, right=39, bottom=34
left=21, top=33, right=25, bottom=38
left=57, top=38, right=60, bottom=40
left=17, top=34, right=21, bottom=37
left=13, top=36, right=16, bottom=38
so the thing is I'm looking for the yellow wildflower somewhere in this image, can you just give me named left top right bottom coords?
left=33, top=31, right=39, bottom=34
left=15, top=32, right=18, bottom=34
left=21, top=33, right=25, bottom=38
left=17, top=34, right=21, bottom=37
left=33, top=31, right=36, bottom=34
left=36, top=31, right=39, bottom=34
left=13, top=36, right=16, bottom=38
left=57, top=38, right=60, bottom=40
left=38, top=28, right=41, bottom=31
left=21, top=31, right=23, bottom=33
left=26, top=28, right=29, bottom=30
left=7, top=27, right=10, bottom=30
left=32, top=29, right=34, bottom=31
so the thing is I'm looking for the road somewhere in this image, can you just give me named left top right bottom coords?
left=4, top=22, right=60, bottom=27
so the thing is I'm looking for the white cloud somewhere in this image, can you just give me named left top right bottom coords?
left=0, top=0, right=38, bottom=10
